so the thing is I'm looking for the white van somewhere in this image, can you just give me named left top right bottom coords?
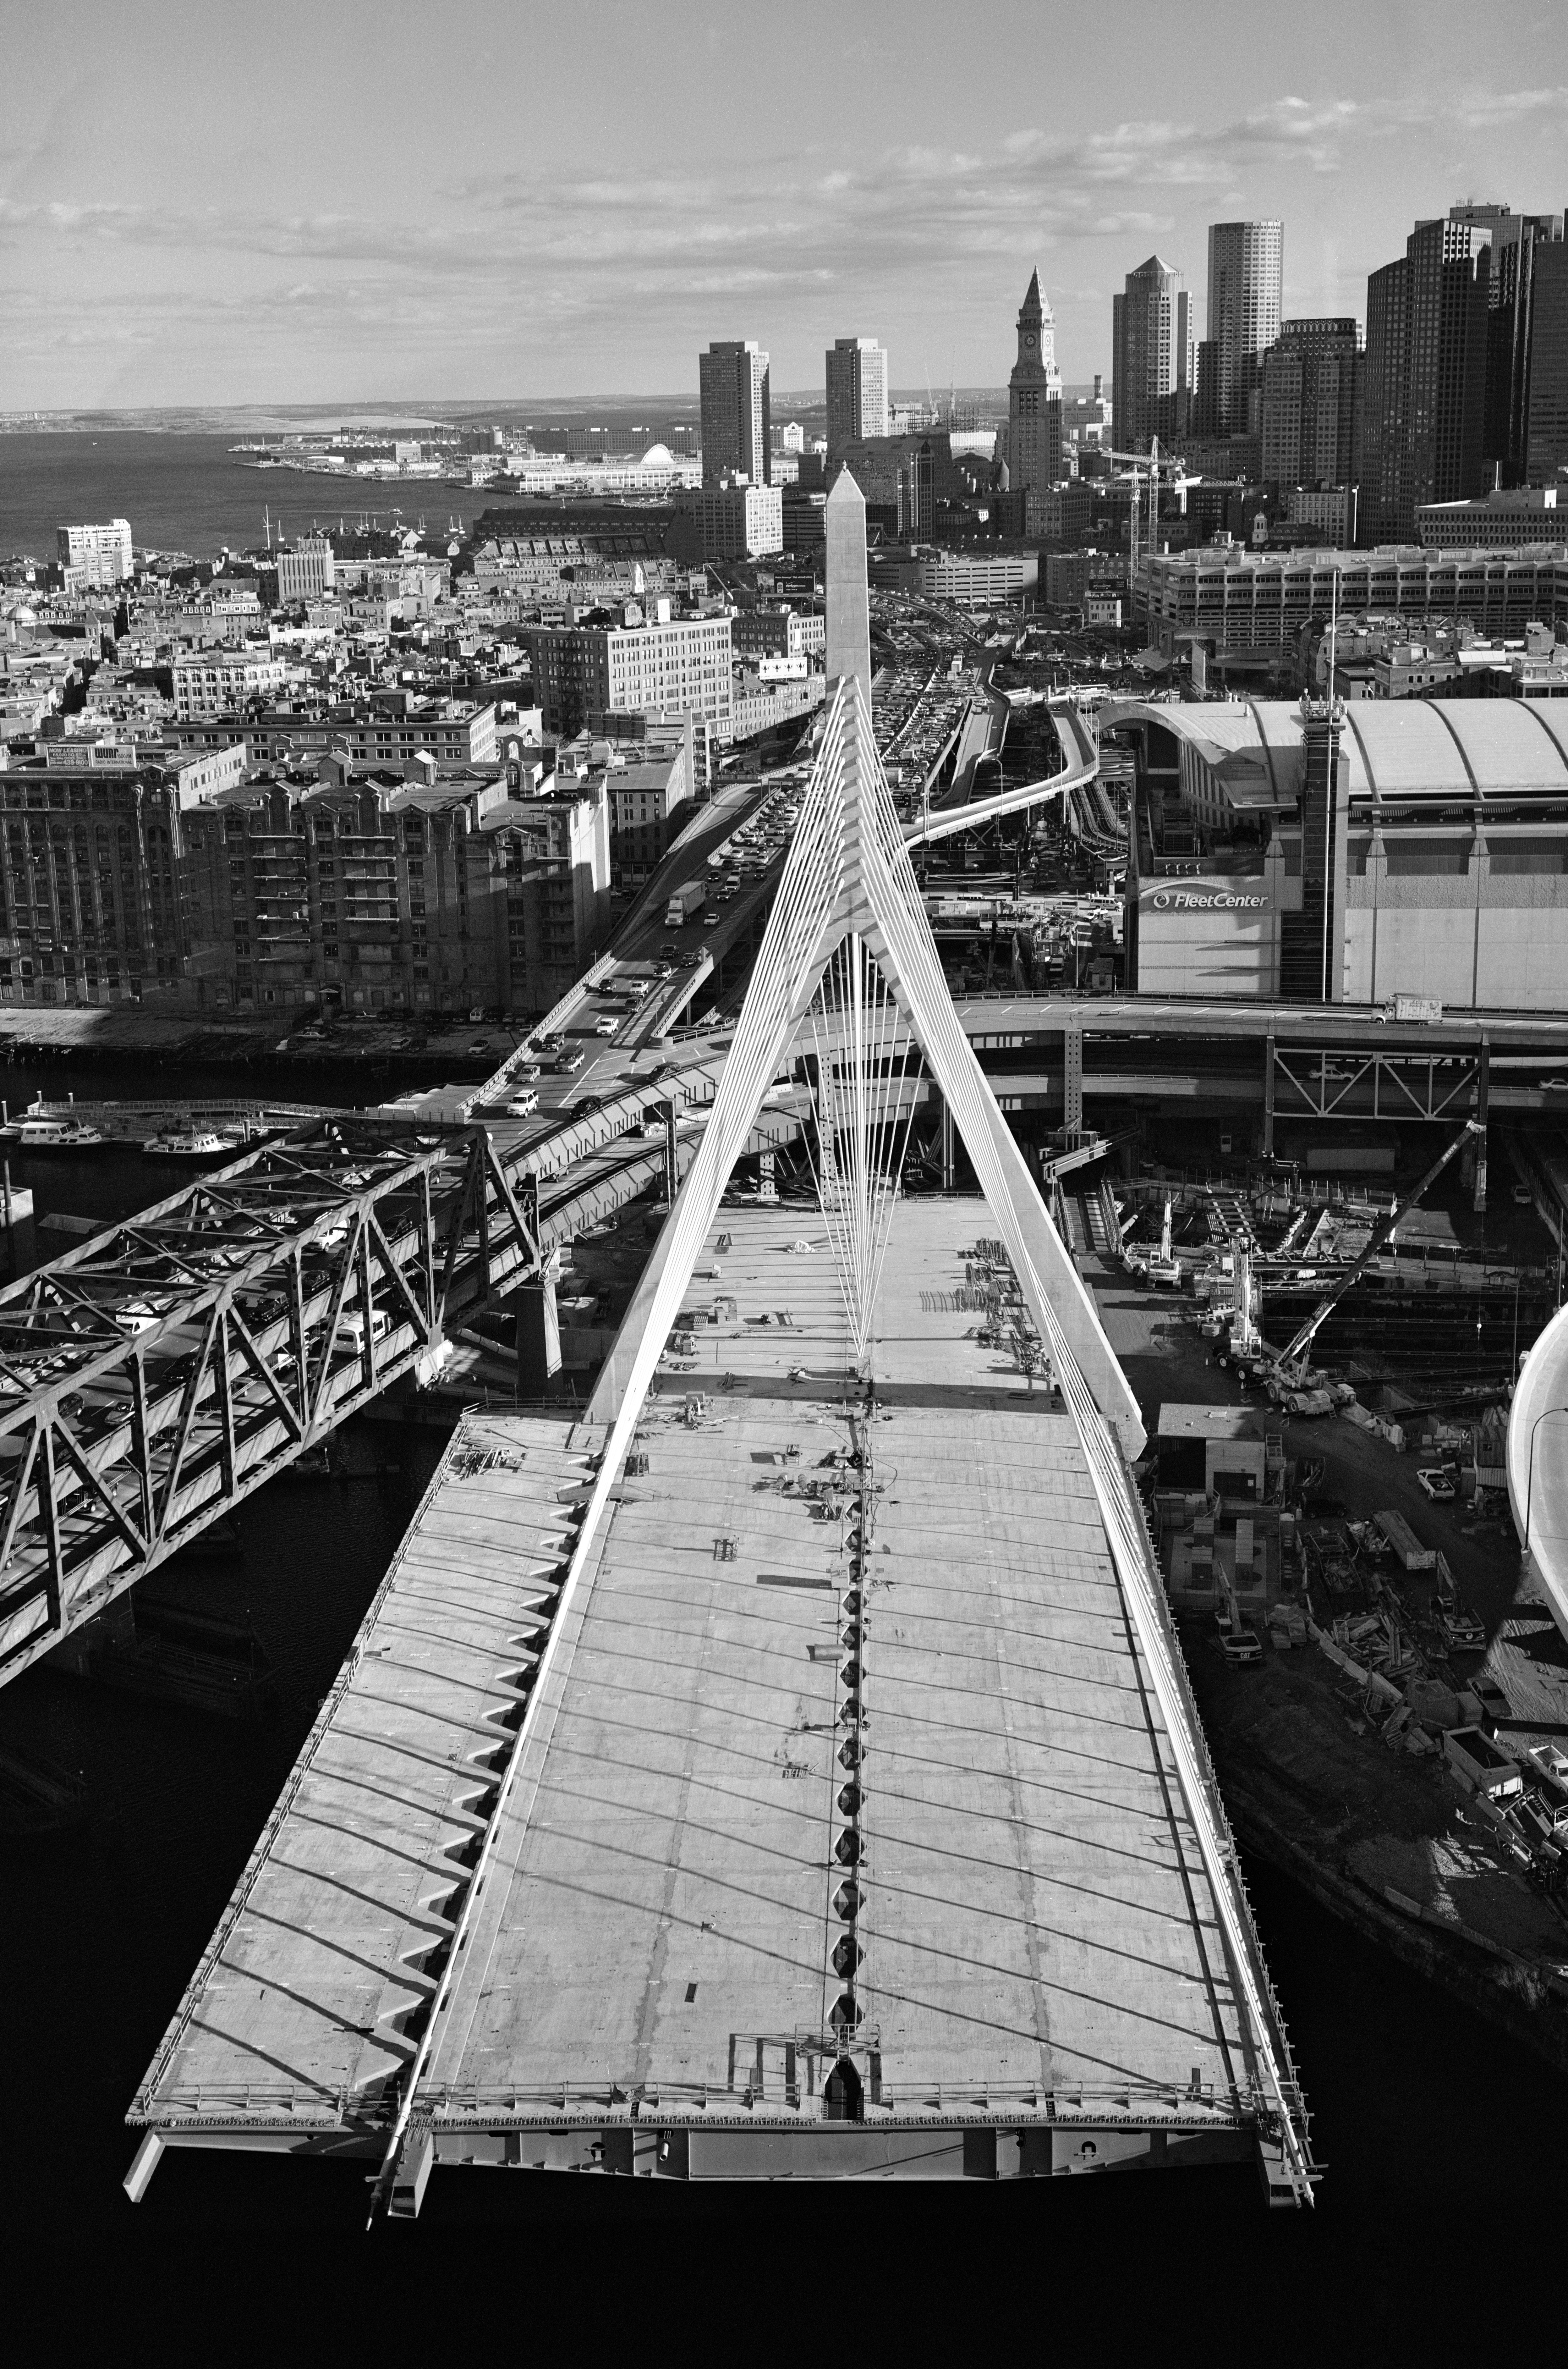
left=342, top=1307, right=392, bottom=1353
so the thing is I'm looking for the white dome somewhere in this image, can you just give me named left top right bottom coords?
left=639, top=442, right=675, bottom=467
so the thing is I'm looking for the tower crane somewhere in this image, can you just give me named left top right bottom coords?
left=1097, top=437, right=1194, bottom=586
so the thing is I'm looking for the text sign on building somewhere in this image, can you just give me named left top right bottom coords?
left=1139, top=881, right=1271, bottom=917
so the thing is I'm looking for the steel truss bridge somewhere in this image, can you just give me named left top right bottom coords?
left=0, top=1066, right=799, bottom=1685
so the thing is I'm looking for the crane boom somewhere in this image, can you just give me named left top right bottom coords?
left=1273, top=1119, right=1484, bottom=1376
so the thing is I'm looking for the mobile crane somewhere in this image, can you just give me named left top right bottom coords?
left=1265, top=1118, right=1484, bottom=1386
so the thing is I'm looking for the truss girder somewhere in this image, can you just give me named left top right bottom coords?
left=1272, top=1049, right=1481, bottom=1124
left=0, top=1115, right=541, bottom=1680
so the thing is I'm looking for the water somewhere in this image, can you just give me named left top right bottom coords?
left=0, top=430, right=458, bottom=565
left=1, top=1057, right=1565, bottom=2267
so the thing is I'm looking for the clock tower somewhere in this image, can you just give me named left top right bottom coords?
left=1007, top=268, right=1062, bottom=502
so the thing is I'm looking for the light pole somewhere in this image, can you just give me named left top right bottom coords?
left=1523, top=1403, right=1568, bottom=1569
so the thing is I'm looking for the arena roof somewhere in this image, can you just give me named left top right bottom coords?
left=1116, top=698, right=1568, bottom=805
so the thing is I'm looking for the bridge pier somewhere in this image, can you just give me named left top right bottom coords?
left=514, top=1258, right=562, bottom=1395
left=1263, top=1034, right=1275, bottom=1162
left=1474, top=1036, right=1489, bottom=1214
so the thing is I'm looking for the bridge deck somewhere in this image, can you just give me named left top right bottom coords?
left=132, top=1203, right=1277, bottom=2185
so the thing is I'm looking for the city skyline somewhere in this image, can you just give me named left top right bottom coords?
left=3, top=0, right=1566, bottom=409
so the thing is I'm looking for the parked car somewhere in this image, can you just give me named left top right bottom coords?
left=1416, top=1468, right=1456, bottom=1502
left=1512, top=1183, right=1533, bottom=1206
left=467, top=1039, right=490, bottom=1056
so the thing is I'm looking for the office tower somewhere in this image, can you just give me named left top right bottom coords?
left=896, top=439, right=934, bottom=541
left=56, top=519, right=134, bottom=587
left=699, top=340, right=771, bottom=485
left=1361, top=218, right=1492, bottom=541
left=1525, top=238, right=1568, bottom=482
left=1006, top=269, right=1063, bottom=497
left=1112, top=257, right=1191, bottom=451
left=1403, top=216, right=1491, bottom=525
left=1449, top=202, right=1566, bottom=484
left=825, top=338, right=889, bottom=452
left=1361, top=259, right=1410, bottom=543
left=1260, top=320, right=1362, bottom=490
left=1206, top=221, right=1283, bottom=436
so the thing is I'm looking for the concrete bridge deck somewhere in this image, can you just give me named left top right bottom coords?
left=128, top=1201, right=1307, bottom=2200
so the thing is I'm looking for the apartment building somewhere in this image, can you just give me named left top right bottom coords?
left=699, top=481, right=784, bottom=562
left=528, top=611, right=734, bottom=743
left=172, top=698, right=499, bottom=769
left=171, top=651, right=293, bottom=719
left=57, top=520, right=134, bottom=589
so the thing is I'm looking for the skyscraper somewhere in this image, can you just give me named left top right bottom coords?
left=1205, top=220, right=1283, bottom=436
left=1360, top=216, right=1492, bottom=542
left=825, top=337, right=889, bottom=452
left=698, top=340, right=771, bottom=486
left=1449, top=202, right=1566, bottom=486
left=1259, top=319, right=1362, bottom=491
left=1006, top=269, right=1063, bottom=498
left=1361, top=258, right=1410, bottom=543
left=1112, top=257, right=1191, bottom=452
left=1525, top=238, right=1568, bottom=484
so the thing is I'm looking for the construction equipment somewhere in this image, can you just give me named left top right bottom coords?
left=1099, top=437, right=1195, bottom=583
left=1267, top=1119, right=1483, bottom=1383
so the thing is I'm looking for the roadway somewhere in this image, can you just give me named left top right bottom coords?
left=1508, top=1300, right=1568, bottom=1647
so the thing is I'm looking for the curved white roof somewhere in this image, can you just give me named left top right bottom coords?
left=639, top=442, right=675, bottom=466
left=1119, top=698, right=1568, bottom=805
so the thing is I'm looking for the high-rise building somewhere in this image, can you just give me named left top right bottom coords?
left=529, top=611, right=735, bottom=744
left=698, top=340, right=771, bottom=487
left=1403, top=216, right=1491, bottom=528
left=1361, top=259, right=1411, bottom=543
left=1006, top=270, right=1063, bottom=498
left=57, top=519, right=134, bottom=588
left=1449, top=203, right=1566, bottom=486
left=825, top=338, right=889, bottom=452
left=1259, top=319, right=1362, bottom=492
left=1206, top=221, right=1283, bottom=436
left=1526, top=238, right=1568, bottom=484
left=1112, top=257, right=1191, bottom=452
left=1361, top=217, right=1493, bottom=542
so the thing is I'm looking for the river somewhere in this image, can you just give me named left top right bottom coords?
left=0, top=1053, right=1563, bottom=2272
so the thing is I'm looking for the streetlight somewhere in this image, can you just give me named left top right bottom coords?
left=1523, top=1403, right=1568, bottom=1569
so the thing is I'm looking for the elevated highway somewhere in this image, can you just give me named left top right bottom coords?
left=1508, top=1301, right=1568, bottom=1647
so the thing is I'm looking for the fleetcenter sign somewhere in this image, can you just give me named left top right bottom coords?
left=1140, top=883, right=1269, bottom=914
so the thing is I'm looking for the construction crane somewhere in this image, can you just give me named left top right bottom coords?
left=1098, top=437, right=1194, bottom=584
left=1267, top=1118, right=1484, bottom=1383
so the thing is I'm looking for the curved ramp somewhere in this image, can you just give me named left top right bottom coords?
left=1508, top=1300, right=1568, bottom=1645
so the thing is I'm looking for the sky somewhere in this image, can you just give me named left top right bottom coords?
left=2, top=0, right=1565, bottom=412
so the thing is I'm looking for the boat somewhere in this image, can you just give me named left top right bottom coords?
left=11, top=1117, right=106, bottom=1149
left=143, top=1128, right=236, bottom=1160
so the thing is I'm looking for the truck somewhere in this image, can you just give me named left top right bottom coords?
left=664, top=881, right=705, bottom=929
left=1373, top=1507, right=1436, bottom=1573
left=1384, top=994, right=1443, bottom=1024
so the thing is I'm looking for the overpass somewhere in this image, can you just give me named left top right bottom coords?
left=1508, top=1301, right=1568, bottom=1648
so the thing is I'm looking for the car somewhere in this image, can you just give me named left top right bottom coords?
left=658, top=943, right=678, bottom=959
left=467, top=1039, right=489, bottom=1056
left=571, top=1095, right=604, bottom=1121
left=1416, top=1468, right=1456, bottom=1502
left=595, top=1016, right=619, bottom=1037
left=1512, top=1183, right=1533, bottom=1206
left=505, top=1092, right=540, bottom=1117
left=555, top=1050, right=585, bottom=1074
left=1542, top=1078, right=1568, bottom=1093
left=1470, top=1670, right=1510, bottom=1728
left=514, top=1062, right=542, bottom=1083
